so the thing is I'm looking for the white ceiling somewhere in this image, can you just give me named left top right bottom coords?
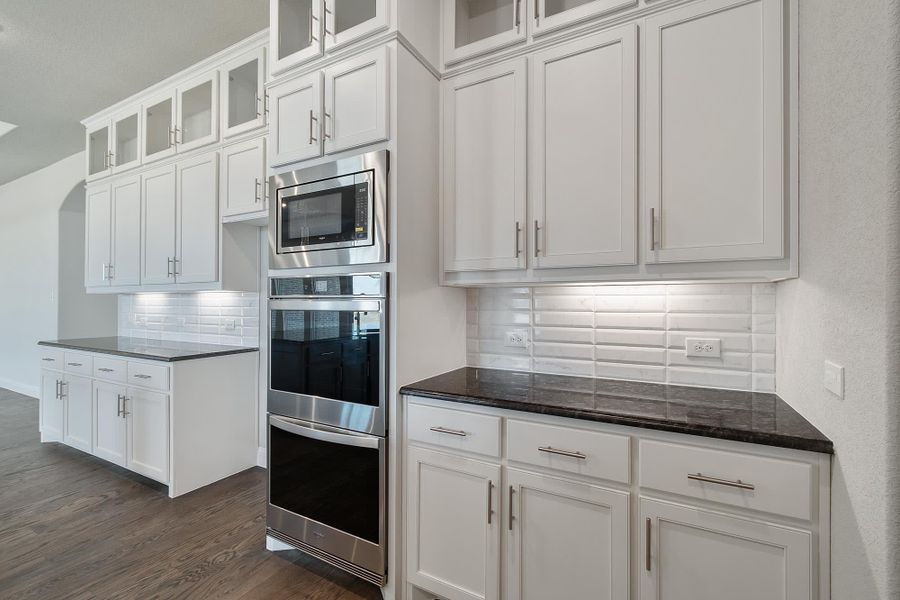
left=0, top=0, right=268, bottom=186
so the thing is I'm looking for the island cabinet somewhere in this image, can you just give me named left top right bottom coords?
left=38, top=345, right=259, bottom=498
left=402, top=395, right=830, bottom=600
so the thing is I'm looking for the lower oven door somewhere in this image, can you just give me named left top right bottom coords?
left=267, top=414, right=386, bottom=585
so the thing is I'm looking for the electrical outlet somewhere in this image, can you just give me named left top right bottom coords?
left=685, top=338, right=722, bottom=358
left=824, top=360, right=844, bottom=398
left=224, top=319, right=237, bottom=331
left=505, top=330, right=528, bottom=348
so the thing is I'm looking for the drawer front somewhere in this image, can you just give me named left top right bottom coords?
left=63, top=352, right=93, bottom=376
left=39, top=347, right=64, bottom=370
left=93, top=356, right=127, bottom=383
left=407, top=400, right=501, bottom=458
left=127, top=361, right=170, bottom=391
left=639, top=440, right=813, bottom=521
left=507, top=419, right=631, bottom=484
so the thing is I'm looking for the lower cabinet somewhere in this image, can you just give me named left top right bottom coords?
left=639, top=498, right=812, bottom=600
left=407, top=446, right=501, bottom=600
left=94, top=382, right=127, bottom=467
left=40, top=370, right=64, bottom=442
left=127, top=387, right=169, bottom=483
left=63, top=374, right=93, bottom=453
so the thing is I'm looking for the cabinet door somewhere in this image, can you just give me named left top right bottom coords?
left=40, top=370, right=64, bottom=442
left=85, top=185, right=112, bottom=288
left=176, top=152, right=219, bottom=284
left=640, top=498, right=812, bottom=600
left=221, top=137, right=267, bottom=218
left=406, top=446, right=501, bottom=600
left=86, top=121, right=112, bottom=181
left=141, top=164, right=177, bottom=285
left=324, top=0, right=388, bottom=52
left=443, top=0, right=527, bottom=65
left=533, top=0, right=636, bottom=37
left=63, top=375, right=93, bottom=453
left=270, top=72, right=323, bottom=166
left=531, top=26, right=637, bottom=269
left=323, top=46, right=389, bottom=155
left=506, top=468, right=629, bottom=600
left=110, top=175, right=142, bottom=286
left=443, top=58, right=527, bottom=272
left=94, top=382, right=127, bottom=467
left=143, top=91, right=177, bottom=163
left=176, top=71, right=219, bottom=153
left=270, top=0, right=323, bottom=75
left=126, top=387, right=169, bottom=484
left=643, top=0, right=784, bottom=263
left=111, top=108, right=142, bottom=173
left=222, top=46, right=267, bottom=138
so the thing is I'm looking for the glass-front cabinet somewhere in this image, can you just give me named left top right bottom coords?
left=325, top=0, right=388, bottom=51
left=111, top=108, right=141, bottom=173
left=176, top=72, right=219, bottom=153
left=142, top=92, right=177, bottom=163
left=86, top=122, right=111, bottom=181
left=533, top=0, right=637, bottom=36
left=443, top=0, right=526, bottom=65
left=221, top=47, right=267, bottom=138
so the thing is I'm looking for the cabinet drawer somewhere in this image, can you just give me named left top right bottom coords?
left=407, top=401, right=501, bottom=458
left=127, top=361, right=170, bottom=391
left=506, top=419, right=630, bottom=484
left=639, top=440, right=814, bottom=521
left=64, top=352, right=93, bottom=376
left=93, top=356, right=127, bottom=383
left=39, top=348, right=64, bottom=369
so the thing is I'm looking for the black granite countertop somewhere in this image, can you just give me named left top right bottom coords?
left=400, top=367, right=833, bottom=454
left=39, top=337, right=259, bottom=363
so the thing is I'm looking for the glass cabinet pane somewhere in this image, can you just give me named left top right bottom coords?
left=145, top=98, right=173, bottom=156
left=278, top=0, right=315, bottom=61
left=228, top=59, right=260, bottom=130
left=114, top=114, right=139, bottom=166
left=455, top=0, right=515, bottom=48
left=180, top=80, right=213, bottom=144
left=88, top=126, right=109, bottom=175
left=334, top=0, right=377, bottom=35
left=545, top=0, right=596, bottom=18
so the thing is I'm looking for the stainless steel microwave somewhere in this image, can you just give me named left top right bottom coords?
left=269, top=150, right=388, bottom=270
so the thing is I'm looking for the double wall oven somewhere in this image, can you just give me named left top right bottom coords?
left=267, top=272, right=388, bottom=586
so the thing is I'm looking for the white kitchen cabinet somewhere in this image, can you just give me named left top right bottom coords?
left=639, top=498, right=812, bottom=600
left=94, top=381, right=127, bottom=467
left=407, top=445, right=501, bottom=600
left=270, top=0, right=324, bottom=75
left=443, top=0, right=526, bottom=65
left=175, top=152, right=219, bottom=284
left=324, top=0, right=389, bottom=52
left=222, top=47, right=267, bottom=138
left=643, top=0, right=784, bottom=263
left=143, top=91, right=177, bottom=163
left=323, top=46, right=390, bottom=154
left=221, top=138, right=268, bottom=220
left=111, top=175, right=142, bottom=286
left=111, top=107, right=142, bottom=174
left=532, top=0, right=636, bottom=37
left=85, top=185, right=113, bottom=288
left=127, top=387, right=170, bottom=484
left=176, top=71, right=219, bottom=153
left=40, top=370, right=64, bottom=443
left=530, top=25, right=637, bottom=269
left=141, top=164, right=178, bottom=285
left=442, top=58, right=527, bottom=272
left=506, top=468, right=629, bottom=600
left=86, top=121, right=112, bottom=181
left=63, top=374, right=93, bottom=454
left=270, top=72, right=323, bottom=166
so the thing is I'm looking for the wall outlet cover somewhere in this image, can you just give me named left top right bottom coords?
left=505, top=330, right=528, bottom=348
left=824, top=360, right=844, bottom=398
left=685, top=337, right=722, bottom=358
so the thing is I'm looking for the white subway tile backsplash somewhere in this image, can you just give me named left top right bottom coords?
left=468, top=284, right=776, bottom=392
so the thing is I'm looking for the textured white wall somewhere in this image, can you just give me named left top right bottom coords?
left=777, top=1, right=900, bottom=597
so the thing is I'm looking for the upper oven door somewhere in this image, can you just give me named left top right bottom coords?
left=268, top=297, right=386, bottom=436
left=277, top=171, right=373, bottom=254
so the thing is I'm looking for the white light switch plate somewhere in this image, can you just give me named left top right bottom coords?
left=504, top=330, right=528, bottom=348
left=685, top=338, right=722, bottom=358
left=824, top=360, right=844, bottom=397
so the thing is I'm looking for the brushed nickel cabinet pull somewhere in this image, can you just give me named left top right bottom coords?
left=514, top=0, right=521, bottom=29
left=645, top=517, right=652, bottom=571
left=514, top=221, right=522, bottom=256
left=508, top=486, right=515, bottom=531
left=121, top=396, right=130, bottom=418
left=133, top=374, right=153, bottom=380
left=256, top=94, right=262, bottom=118
left=117, top=394, right=124, bottom=417
left=324, top=112, right=332, bottom=140
left=487, top=480, right=493, bottom=524
left=67, top=363, right=82, bottom=367
left=538, top=446, right=586, bottom=459
left=429, top=426, right=468, bottom=437
left=98, top=368, right=115, bottom=373
left=55, top=380, right=61, bottom=400
left=650, top=207, right=659, bottom=251
left=534, top=220, right=541, bottom=257
left=255, top=178, right=261, bottom=203
left=308, top=110, right=318, bottom=144
left=687, top=472, right=756, bottom=491
left=42, top=357, right=55, bottom=362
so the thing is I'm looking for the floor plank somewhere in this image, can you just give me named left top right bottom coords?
left=0, top=388, right=382, bottom=600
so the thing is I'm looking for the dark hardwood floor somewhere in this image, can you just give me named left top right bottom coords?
left=0, top=387, right=382, bottom=600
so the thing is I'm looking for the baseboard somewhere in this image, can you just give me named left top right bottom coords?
left=256, top=446, right=267, bottom=468
left=0, top=377, right=38, bottom=399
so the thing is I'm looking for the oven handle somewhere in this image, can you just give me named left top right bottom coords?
left=270, top=415, right=381, bottom=450
left=269, top=298, right=382, bottom=312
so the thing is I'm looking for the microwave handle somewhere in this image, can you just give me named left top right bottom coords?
left=269, top=298, right=382, bottom=312
left=270, top=415, right=380, bottom=450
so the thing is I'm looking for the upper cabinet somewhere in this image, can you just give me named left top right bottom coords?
left=270, top=0, right=388, bottom=76
left=86, top=122, right=112, bottom=181
left=86, top=105, right=143, bottom=182
left=222, top=47, right=268, bottom=138
left=532, top=0, right=637, bottom=37
left=144, top=71, right=219, bottom=163
left=443, top=0, right=526, bottom=65
left=143, top=91, right=178, bottom=163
